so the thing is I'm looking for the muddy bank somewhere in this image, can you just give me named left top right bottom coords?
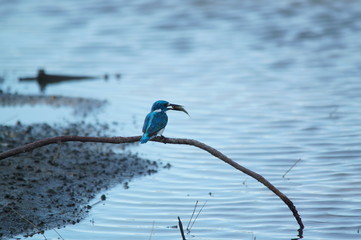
left=0, top=122, right=161, bottom=239
left=0, top=91, right=107, bottom=116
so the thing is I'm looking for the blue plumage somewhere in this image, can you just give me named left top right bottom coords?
left=140, top=100, right=188, bottom=144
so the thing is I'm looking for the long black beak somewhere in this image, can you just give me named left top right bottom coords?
left=168, top=103, right=190, bottom=116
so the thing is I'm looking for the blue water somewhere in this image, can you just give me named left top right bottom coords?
left=1, top=0, right=361, bottom=239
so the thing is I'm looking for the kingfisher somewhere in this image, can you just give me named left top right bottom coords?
left=140, top=100, right=189, bottom=144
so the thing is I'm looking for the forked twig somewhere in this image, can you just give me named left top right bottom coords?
left=9, top=207, right=65, bottom=240
left=188, top=201, right=207, bottom=232
left=10, top=207, right=47, bottom=239
left=186, top=200, right=198, bottom=231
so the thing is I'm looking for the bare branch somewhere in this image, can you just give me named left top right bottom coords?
left=0, top=135, right=304, bottom=236
left=0, top=135, right=140, bottom=160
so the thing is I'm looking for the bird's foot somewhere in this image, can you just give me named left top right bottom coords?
left=159, top=135, right=167, bottom=144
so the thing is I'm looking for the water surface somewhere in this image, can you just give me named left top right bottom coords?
left=1, top=0, right=361, bottom=239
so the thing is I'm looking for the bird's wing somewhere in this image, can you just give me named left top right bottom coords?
left=146, top=112, right=168, bottom=137
left=142, top=113, right=151, bottom=133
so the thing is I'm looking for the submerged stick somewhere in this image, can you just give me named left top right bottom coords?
left=283, top=158, right=302, bottom=178
left=178, top=216, right=186, bottom=240
left=0, top=135, right=304, bottom=236
left=186, top=200, right=198, bottom=232
left=188, top=201, right=207, bottom=232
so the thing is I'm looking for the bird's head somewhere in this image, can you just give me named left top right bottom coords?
left=151, top=100, right=189, bottom=115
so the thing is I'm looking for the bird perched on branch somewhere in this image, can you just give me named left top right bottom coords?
left=140, top=100, right=189, bottom=144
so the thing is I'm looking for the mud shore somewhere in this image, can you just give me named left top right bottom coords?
left=0, top=91, right=107, bottom=116
left=0, top=122, right=160, bottom=238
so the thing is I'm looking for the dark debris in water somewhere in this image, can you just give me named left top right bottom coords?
left=19, top=69, right=96, bottom=92
left=0, top=122, right=159, bottom=239
left=18, top=69, right=121, bottom=92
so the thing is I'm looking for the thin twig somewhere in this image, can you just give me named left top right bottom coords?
left=10, top=207, right=48, bottom=240
left=52, top=228, right=65, bottom=240
left=148, top=221, right=155, bottom=240
left=283, top=158, right=302, bottom=178
left=10, top=206, right=65, bottom=240
left=0, top=135, right=304, bottom=236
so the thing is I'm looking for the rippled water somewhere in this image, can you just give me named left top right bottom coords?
left=1, top=0, right=361, bottom=239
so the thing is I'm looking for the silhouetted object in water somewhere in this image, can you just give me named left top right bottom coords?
left=19, top=69, right=97, bottom=92
left=115, top=73, right=122, bottom=80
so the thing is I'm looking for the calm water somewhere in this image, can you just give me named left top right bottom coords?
left=1, top=0, right=361, bottom=239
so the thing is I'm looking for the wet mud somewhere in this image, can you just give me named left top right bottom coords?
left=0, top=122, right=160, bottom=239
left=0, top=91, right=107, bottom=116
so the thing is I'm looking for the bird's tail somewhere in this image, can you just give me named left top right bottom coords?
left=140, top=133, right=150, bottom=144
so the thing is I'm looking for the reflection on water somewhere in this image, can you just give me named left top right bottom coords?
left=1, top=0, right=361, bottom=239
